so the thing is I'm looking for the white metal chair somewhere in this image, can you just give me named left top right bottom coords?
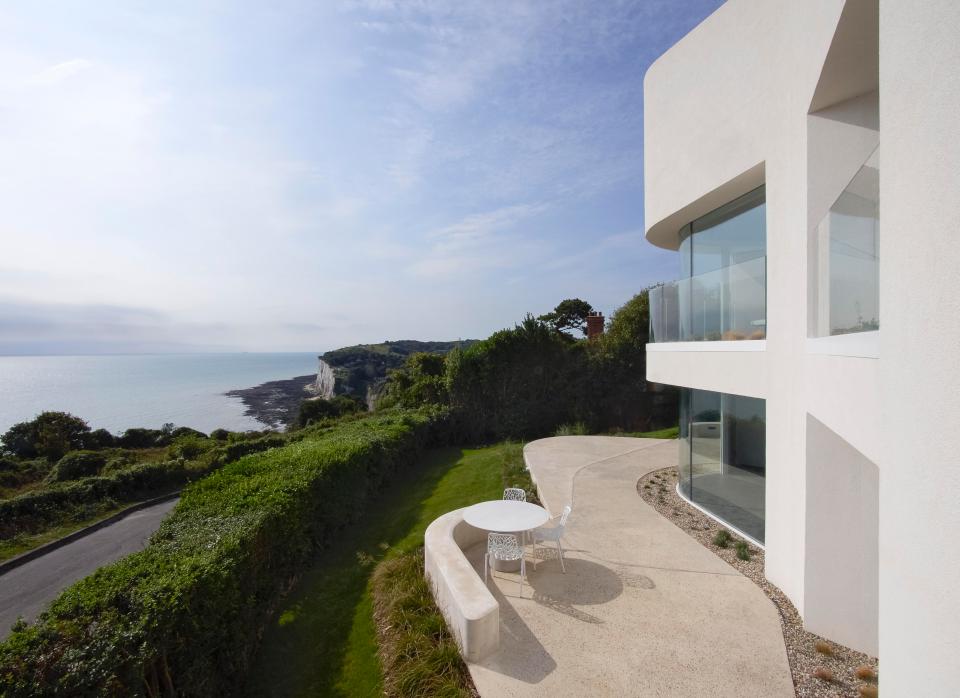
left=503, top=487, right=526, bottom=501
left=484, top=532, right=526, bottom=595
left=532, top=505, right=572, bottom=573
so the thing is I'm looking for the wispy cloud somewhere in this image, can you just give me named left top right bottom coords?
left=408, top=203, right=549, bottom=279
left=22, top=58, right=93, bottom=86
left=0, top=0, right=723, bottom=351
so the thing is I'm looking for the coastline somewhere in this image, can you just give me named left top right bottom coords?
left=225, top=374, right=317, bottom=430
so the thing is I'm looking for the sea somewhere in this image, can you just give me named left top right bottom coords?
left=0, top=353, right=320, bottom=435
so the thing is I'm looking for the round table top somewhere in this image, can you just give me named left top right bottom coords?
left=463, top=500, right=549, bottom=532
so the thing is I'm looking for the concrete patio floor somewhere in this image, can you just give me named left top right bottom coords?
left=466, top=436, right=794, bottom=697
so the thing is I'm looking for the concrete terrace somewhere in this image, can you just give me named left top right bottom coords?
left=465, top=436, right=794, bottom=697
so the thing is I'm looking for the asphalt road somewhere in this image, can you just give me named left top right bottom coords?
left=0, top=498, right=179, bottom=639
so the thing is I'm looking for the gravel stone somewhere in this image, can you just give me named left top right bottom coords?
left=637, top=467, right=879, bottom=698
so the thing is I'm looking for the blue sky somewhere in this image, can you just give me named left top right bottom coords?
left=0, top=0, right=722, bottom=354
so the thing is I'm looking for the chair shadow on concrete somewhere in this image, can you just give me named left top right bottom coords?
left=528, top=557, right=624, bottom=606
left=465, top=543, right=558, bottom=684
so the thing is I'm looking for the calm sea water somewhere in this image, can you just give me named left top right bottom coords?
left=0, top=353, right=319, bottom=435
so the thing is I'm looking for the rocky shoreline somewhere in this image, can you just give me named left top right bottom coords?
left=225, top=374, right=317, bottom=430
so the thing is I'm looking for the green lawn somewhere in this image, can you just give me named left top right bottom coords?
left=619, top=425, right=679, bottom=440
left=245, top=443, right=511, bottom=697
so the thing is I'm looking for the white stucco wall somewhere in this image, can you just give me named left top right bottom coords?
left=642, top=0, right=960, bottom=677
left=878, top=0, right=960, bottom=693
left=644, top=0, right=854, bottom=618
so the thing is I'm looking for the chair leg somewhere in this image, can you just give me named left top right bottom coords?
left=520, top=558, right=525, bottom=597
left=484, top=553, right=489, bottom=584
left=532, top=537, right=537, bottom=571
left=557, top=540, right=566, bottom=573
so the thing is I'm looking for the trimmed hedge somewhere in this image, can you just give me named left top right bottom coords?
left=0, top=410, right=437, bottom=696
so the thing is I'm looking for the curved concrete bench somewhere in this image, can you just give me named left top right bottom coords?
left=424, top=508, right=499, bottom=661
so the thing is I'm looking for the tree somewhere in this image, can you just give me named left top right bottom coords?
left=295, top=395, right=364, bottom=428
left=585, top=288, right=678, bottom=431
left=446, top=314, right=586, bottom=440
left=538, top=298, right=594, bottom=336
left=379, top=352, right=449, bottom=409
left=0, top=412, right=91, bottom=461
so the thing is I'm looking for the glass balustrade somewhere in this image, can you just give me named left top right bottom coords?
left=810, top=146, right=879, bottom=337
left=649, top=256, right=766, bottom=342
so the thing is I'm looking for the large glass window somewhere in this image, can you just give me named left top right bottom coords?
left=650, top=187, right=766, bottom=342
left=678, top=388, right=766, bottom=543
left=811, top=147, right=879, bottom=336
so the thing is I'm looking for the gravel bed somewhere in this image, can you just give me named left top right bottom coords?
left=637, top=467, right=879, bottom=698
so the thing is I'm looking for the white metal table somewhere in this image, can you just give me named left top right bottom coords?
left=463, top=500, right=549, bottom=571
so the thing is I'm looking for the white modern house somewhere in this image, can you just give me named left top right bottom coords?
left=644, top=1, right=959, bottom=694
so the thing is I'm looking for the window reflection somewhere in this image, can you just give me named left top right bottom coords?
left=678, top=388, right=766, bottom=543
left=649, top=187, right=767, bottom=342
left=812, top=147, right=880, bottom=336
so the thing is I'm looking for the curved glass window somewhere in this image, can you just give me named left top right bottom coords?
left=650, top=186, right=766, bottom=342
left=678, top=387, right=766, bottom=543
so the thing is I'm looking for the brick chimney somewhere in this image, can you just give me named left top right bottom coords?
left=586, top=311, right=604, bottom=340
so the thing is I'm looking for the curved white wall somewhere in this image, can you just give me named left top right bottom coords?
left=641, top=0, right=960, bottom=676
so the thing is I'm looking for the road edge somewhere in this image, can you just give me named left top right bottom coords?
left=0, top=491, right=181, bottom=577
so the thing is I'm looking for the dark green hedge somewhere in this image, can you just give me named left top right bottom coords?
left=0, top=410, right=436, bottom=696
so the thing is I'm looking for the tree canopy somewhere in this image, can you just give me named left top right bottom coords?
left=538, top=298, right=595, bottom=336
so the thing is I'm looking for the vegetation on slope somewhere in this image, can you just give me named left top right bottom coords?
left=320, top=339, right=479, bottom=405
left=0, top=412, right=286, bottom=555
left=380, top=290, right=678, bottom=441
left=0, top=409, right=440, bottom=696
left=245, top=441, right=536, bottom=696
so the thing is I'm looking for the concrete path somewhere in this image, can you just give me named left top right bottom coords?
left=0, top=498, right=178, bottom=639
left=467, top=436, right=794, bottom=698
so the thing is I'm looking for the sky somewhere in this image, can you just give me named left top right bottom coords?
left=0, top=0, right=723, bottom=354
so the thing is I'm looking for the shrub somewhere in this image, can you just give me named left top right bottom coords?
left=446, top=315, right=585, bottom=441
left=296, top=395, right=365, bottom=428
left=49, top=451, right=107, bottom=482
left=210, top=429, right=230, bottom=441
left=296, top=398, right=340, bottom=426
left=117, top=427, right=165, bottom=449
left=170, top=427, right=206, bottom=440
left=372, top=549, right=474, bottom=698
left=734, top=540, right=751, bottom=561
left=712, top=530, right=731, bottom=548
left=0, top=460, right=192, bottom=539
left=813, top=668, right=834, bottom=682
left=0, top=433, right=290, bottom=541
left=84, top=428, right=116, bottom=450
left=0, top=410, right=439, bottom=696
left=208, top=434, right=286, bottom=467
left=378, top=353, right=449, bottom=409
left=167, top=435, right=214, bottom=461
left=555, top=422, right=588, bottom=436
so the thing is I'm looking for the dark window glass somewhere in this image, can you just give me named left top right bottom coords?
left=677, top=388, right=766, bottom=542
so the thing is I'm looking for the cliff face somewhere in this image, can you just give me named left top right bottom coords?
left=317, top=339, right=477, bottom=407
left=312, top=359, right=336, bottom=399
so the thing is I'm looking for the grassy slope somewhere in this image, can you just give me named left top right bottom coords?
left=245, top=444, right=507, bottom=697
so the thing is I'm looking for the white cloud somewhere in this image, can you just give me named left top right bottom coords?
left=22, top=58, right=93, bottom=86
left=408, top=202, right=549, bottom=279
